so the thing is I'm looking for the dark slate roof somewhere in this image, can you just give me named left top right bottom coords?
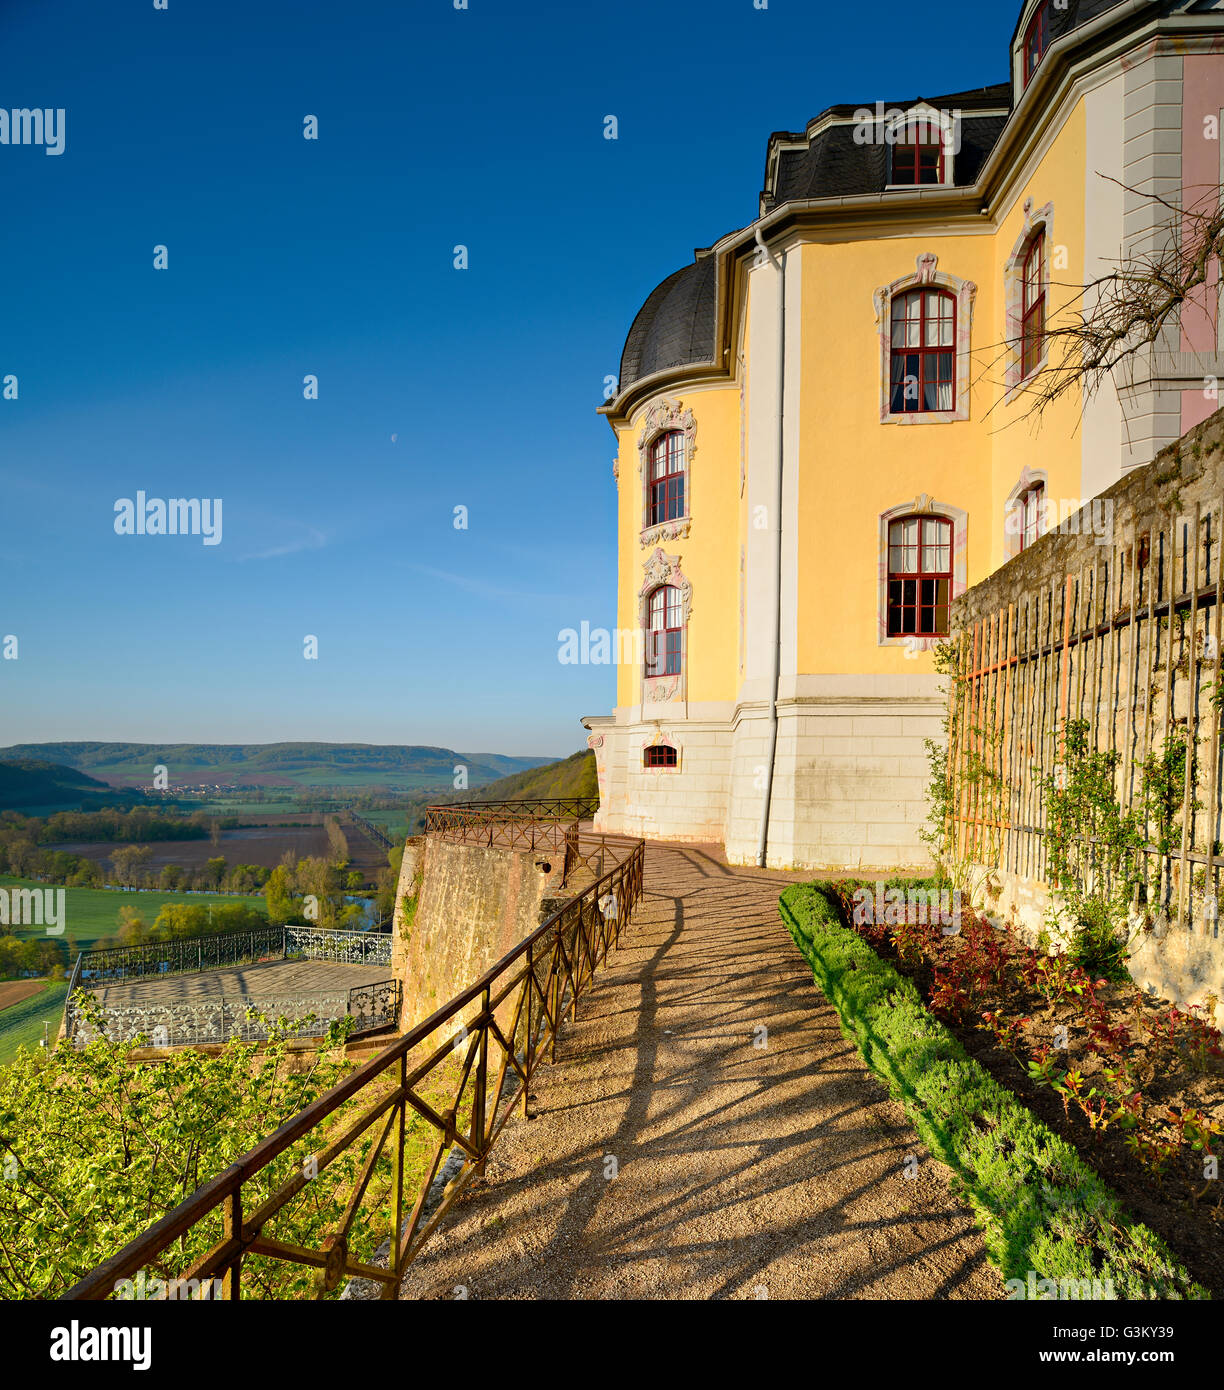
left=764, top=108, right=1009, bottom=211
left=618, top=256, right=717, bottom=392
left=788, top=82, right=1013, bottom=123
left=610, top=1, right=1179, bottom=402
left=1013, top=0, right=1132, bottom=47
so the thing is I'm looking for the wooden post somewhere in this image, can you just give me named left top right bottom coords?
left=222, top=1188, right=242, bottom=1300
left=1178, top=504, right=1201, bottom=931
left=388, top=1053, right=406, bottom=1296
left=523, top=944, right=533, bottom=1117
left=472, top=988, right=490, bottom=1171
left=1208, top=496, right=1224, bottom=937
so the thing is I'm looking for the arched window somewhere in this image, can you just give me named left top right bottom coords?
left=1017, top=482, right=1046, bottom=551
left=1020, top=234, right=1046, bottom=379
left=887, top=515, right=952, bottom=636
left=643, top=743, right=678, bottom=769
left=1024, top=2, right=1051, bottom=86
left=890, top=290, right=956, bottom=414
left=648, top=431, right=685, bottom=527
left=646, top=584, right=684, bottom=676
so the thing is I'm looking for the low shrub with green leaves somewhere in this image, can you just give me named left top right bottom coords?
left=780, top=881, right=1207, bottom=1300
left=0, top=998, right=379, bottom=1299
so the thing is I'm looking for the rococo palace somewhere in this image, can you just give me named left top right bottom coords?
left=582, top=0, right=1224, bottom=870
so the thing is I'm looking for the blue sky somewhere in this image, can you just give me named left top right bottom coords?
left=0, top=0, right=1011, bottom=756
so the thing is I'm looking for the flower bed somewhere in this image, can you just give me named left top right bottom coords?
left=780, top=878, right=1213, bottom=1299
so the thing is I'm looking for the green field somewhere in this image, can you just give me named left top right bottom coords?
left=0, top=981, right=70, bottom=1065
left=286, top=769, right=457, bottom=790
left=0, top=876, right=267, bottom=950
left=358, top=809, right=412, bottom=838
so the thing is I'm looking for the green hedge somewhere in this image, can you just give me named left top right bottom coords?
left=780, top=881, right=1208, bottom=1300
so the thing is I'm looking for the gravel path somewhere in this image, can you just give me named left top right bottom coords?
left=396, top=842, right=1003, bottom=1300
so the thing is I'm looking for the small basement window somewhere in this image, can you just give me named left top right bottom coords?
left=643, top=744, right=678, bottom=769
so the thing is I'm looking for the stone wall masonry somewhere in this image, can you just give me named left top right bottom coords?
left=949, top=406, right=1224, bottom=1016
left=724, top=693, right=943, bottom=871
left=392, top=835, right=563, bottom=1049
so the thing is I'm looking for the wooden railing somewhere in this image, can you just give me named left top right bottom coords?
left=63, top=825, right=644, bottom=1301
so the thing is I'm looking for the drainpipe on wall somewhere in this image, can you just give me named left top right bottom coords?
left=753, top=225, right=785, bottom=869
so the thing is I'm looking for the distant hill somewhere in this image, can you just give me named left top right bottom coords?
left=460, top=752, right=564, bottom=780
left=467, top=750, right=598, bottom=804
left=397, top=750, right=598, bottom=835
left=0, top=742, right=559, bottom=795
left=0, top=758, right=126, bottom=812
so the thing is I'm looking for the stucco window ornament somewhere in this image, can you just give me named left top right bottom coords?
left=639, top=548, right=691, bottom=706
left=1003, top=465, right=1050, bottom=560
left=637, top=397, right=696, bottom=546
left=877, top=496, right=968, bottom=650
left=872, top=254, right=976, bottom=425
left=640, top=731, right=680, bottom=772
left=1003, top=200, right=1055, bottom=398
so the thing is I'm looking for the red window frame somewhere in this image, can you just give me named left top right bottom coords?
left=890, top=289, right=957, bottom=414
left=891, top=132, right=945, bottom=186
left=646, top=584, right=684, bottom=677
left=1020, top=234, right=1046, bottom=379
left=1018, top=483, right=1046, bottom=552
left=1023, top=2, right=1051, bottom=87
left=648, top=431, right=685, bottom=528
left=887, top=515, right=953, bottom=637
left=643, top=744, right=678, bottom=769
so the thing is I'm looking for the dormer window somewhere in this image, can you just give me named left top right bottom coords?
left=1024, top=2, right=1051, bottom=86
left=892, top=134, right=945, bottom=186
left=887, top=111, right=951, bottom=187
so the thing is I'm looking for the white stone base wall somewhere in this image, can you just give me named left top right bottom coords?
left=588, top=716, right=731, bottom=842
left=587, top=674, right=944, bottom=872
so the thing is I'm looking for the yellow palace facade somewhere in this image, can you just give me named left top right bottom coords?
left=582, top=0, right=1224, bottom=870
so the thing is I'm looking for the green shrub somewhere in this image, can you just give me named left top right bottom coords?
left=780, top=881, right=1207, bottom=1300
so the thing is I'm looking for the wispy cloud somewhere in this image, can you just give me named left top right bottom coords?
left=410, top=564, right=569, bottom=604
left=238, top=525, right=328, bottom=562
